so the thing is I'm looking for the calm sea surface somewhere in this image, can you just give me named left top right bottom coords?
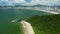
left=0, top=8, right=51, bottom=34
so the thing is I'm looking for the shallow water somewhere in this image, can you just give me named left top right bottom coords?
left=0, top=8, right=51, bottom=34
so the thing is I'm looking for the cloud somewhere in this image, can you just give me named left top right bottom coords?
left=38, top=0, right=60, bottom=6
left=0, top=0, right=60, bottom=6
left=0, top=0, right=26, bottom=6
left=20, top=0, right=60, bottom=6
left=29, top=0, right=60, bottom=6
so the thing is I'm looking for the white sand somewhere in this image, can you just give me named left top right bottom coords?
left=21, top=20, right=35, bottom=34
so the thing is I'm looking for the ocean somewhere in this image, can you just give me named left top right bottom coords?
left=0, top=8, right=51, bottom=34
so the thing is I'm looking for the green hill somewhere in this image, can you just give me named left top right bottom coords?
left=26, top=14, right=60, bottom=34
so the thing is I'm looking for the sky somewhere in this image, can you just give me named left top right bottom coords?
left=0, top=0, right=60, bottom=6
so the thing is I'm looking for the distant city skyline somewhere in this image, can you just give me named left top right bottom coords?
left=0, top=0, right=60, bottom=6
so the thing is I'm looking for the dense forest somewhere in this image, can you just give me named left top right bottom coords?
left=26, top=14, right=60, bottom=34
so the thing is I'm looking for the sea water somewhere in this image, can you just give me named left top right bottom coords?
left=0, top=8, right=51, bottom=34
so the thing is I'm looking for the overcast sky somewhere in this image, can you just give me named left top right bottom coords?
left=0, top=0, right=60, bottom=6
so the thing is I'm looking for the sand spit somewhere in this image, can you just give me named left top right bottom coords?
left=21, top=20, right=35, bottom=34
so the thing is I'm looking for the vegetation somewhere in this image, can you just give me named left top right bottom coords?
left=26, top=14, right=60, bottom=34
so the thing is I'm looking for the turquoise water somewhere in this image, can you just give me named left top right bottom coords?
left=0, top=8, right=51, bottom=34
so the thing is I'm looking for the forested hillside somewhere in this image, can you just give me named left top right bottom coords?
left=26, top=14, right=60, bottom=34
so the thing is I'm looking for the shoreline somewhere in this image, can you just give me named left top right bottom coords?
left=20, top=20, right=35, bottom=34
left=0, top=7, right=59, bottom=14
